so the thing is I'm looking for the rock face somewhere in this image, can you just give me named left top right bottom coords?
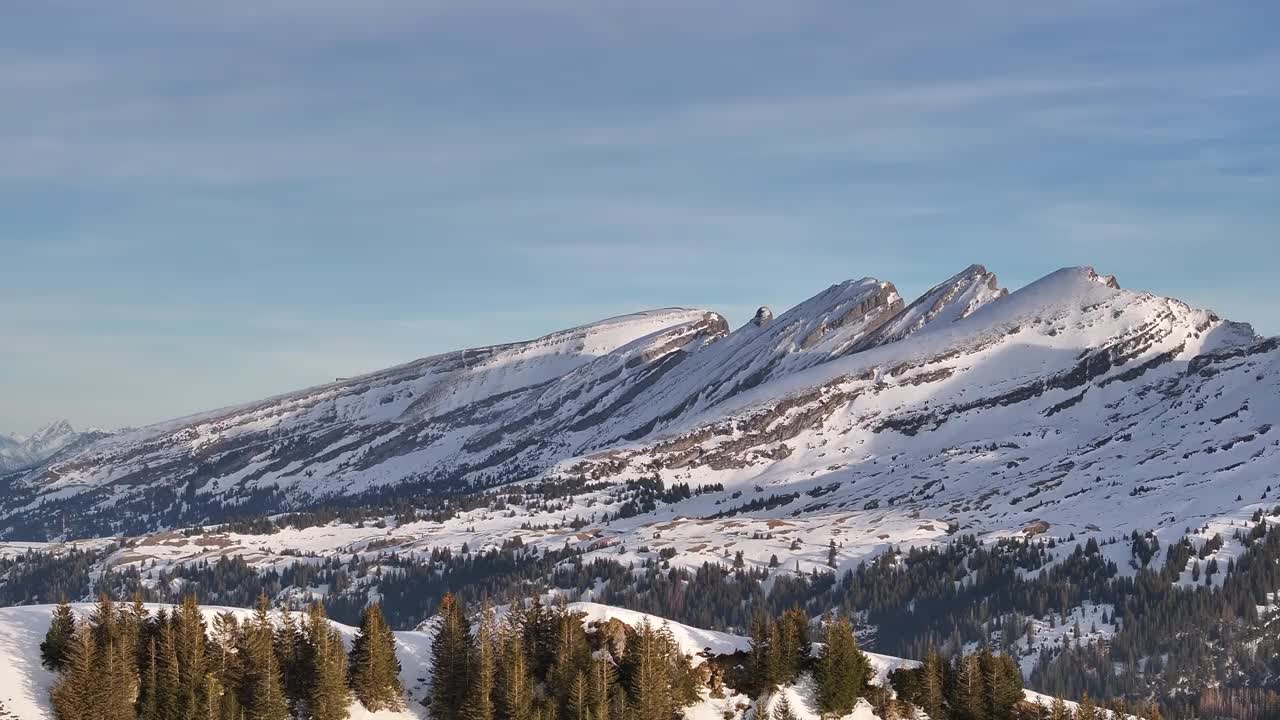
left=850, top=264, right=1006, bottom=352
left=752, top=306, right=774, bottom=328
left=2, top=264, right=1278, bottom=544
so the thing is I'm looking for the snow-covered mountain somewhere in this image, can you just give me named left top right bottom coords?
left=1, top=263, right=1277, bottom=550
left=0, top=421, right=107, bottom=475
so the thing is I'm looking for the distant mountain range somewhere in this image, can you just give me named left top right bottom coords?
left=0, top=420, right=109, bottom=475
left=0, top=264, right=1275, bottom=544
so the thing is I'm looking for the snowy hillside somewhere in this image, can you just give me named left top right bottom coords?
left=4, top=264, right=1272, bottom=579
left=0, top=601, right=1069, bottom=720
left=0, top=308, right=728, bottom=538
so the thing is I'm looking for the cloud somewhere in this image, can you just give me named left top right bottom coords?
left=1, top=0, right=1278, bottom=430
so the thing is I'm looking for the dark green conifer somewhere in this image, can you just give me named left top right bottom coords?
left=431, top=593, right=474, bottom=720
left=41, top=598, right=77, bottom=671
left=349, top=603, right=404, bottom=711
left=815, top=614, right=870, bottom=717
left=306, top=602, right=350, bottom=720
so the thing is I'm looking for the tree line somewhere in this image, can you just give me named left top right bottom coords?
left=427, top=594, right=702, bottom=720
left=39, top=593, right=403, bottom=720
left=888, top=646, right=1024, bottom=720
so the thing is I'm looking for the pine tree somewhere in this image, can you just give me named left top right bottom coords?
left=568, top=672, right=591, bottom=720
left=624, top=619, right=673, bottom=720
left=305, top=603, right=350, bottom=720
left=42, top=598, right=77, bottom=671
left=985, top=653, right=1022, bottom=720
left=211, top=611, right=244, bottom=698
left=498, top=622, right=534, bottom=720
left=919, top=647, right=946, bottom=720
left=748, top=613, right=781, bottom=693
left=463, top=606, right=497, bottom=720
left=349, top=603, right=404, bottom=711
left=158, top=620, right=182, bottom=720
left=779, top=608, right=811, bottom=680
left=549, top=606, right=591, bottom=704
left=175, top=594, right=210, bottom=717
left=431, top=593, right=474, bottom=720
left=588, top=656, right=616, bottom=720
left=244, top=595, right=290, bottom=720
left=659, top=621, right=700, bottom=708
left=204, top=674, right=226, bottom=720
left=130, top=592, right=153, bottom=667
left=949, top=653, right=987, bottom=720
left=275, top=606, right=305, bottom=709
left=89, top=592, right=119, bottom=651
left=1075, top=694, right=1098, bottom=720
left=1049, top=697, right=1072, bottom=720
left=50, top=630, right=95, bottom=720
left=773, top=694, right=799, bottom=720
left=139, top=639, right=161, bottom=720
left=608, top=688, right=627, bottom=720
left=815, top=614, right=870, bottom=717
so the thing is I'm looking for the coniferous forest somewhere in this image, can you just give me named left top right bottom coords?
left=39, top=593, right=402, bottom=720
left=17, top=503, right=1280, bottom=718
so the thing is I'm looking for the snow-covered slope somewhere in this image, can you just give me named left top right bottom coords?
left=0, top=601, right=1062, bottom=720
left=0, top=309, right=727, bottom=537
left=2, top=263, right=1277, bottom=555
left=0, top=602, right=433, bottom=720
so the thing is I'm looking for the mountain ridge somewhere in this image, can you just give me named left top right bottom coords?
left=1, top=263, right=1275, bottom=544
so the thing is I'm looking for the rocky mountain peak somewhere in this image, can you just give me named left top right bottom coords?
left=752, top=306, right=774, bottom=328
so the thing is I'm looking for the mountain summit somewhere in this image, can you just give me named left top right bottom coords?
left=0, top=264, right=1274, bottom=544
left=0, top=420, right=106, bottom=475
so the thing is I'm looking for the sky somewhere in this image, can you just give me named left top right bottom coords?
left=1, top=0, right=1278, bottom=433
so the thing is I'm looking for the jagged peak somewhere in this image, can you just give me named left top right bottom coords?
left=850, top=264, right=1007, bottom=352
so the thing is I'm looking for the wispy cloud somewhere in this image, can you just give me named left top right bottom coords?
left=1, top=0, right=1277, bottom=429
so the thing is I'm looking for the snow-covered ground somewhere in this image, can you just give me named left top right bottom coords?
left=0, top=601, right=1086, bottom=720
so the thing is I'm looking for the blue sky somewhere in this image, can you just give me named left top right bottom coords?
left=2, top=0, right=1278, bottom=432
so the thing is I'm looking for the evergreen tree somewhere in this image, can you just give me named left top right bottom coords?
left=748, top=613, right=781, bottom=692
left=588, top=656, right=616, bottom=720
left=431, top=593, right=473, bottom=720
left=549, top=606, right=591, bottom=703
left=919, top=647, right=946, bottom=720
left=773, top=694, right=798, bottom=720
left=175, top=594, right=210, bottom=717
left=211, top=611, right=244, bottom=699
left=42, top=598, right=77, bottom=671
left=158, top=619, right=182, bottom=720
left=88, top=592, right=120, bottom=651
left=275, top=607, right=306, bottom=710
left=498, top=621, right=534, bottom=720
left=50, top=630, right=95, bottom=720
left=815, top=614, right=870, bottom=717
left=139, top=639, right=160, bottom=720
left=568, top=672, right=590, bottom=720
left=981, top=652, right=1022, bottom=720
left=244, top=595, right=290, bottom=720
left=349, top=603, right=404, bottom=712
left=779, top=608, right=811, bottom=680
left=463, top=606, right=497, bottom=720
left=1076, top=694, right=1098, bottom=720
left=623, top=619, right=673, bottom=720
left=949, top=654, right=987, bottom=720
left=305, top=602, right=350, bottom=720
